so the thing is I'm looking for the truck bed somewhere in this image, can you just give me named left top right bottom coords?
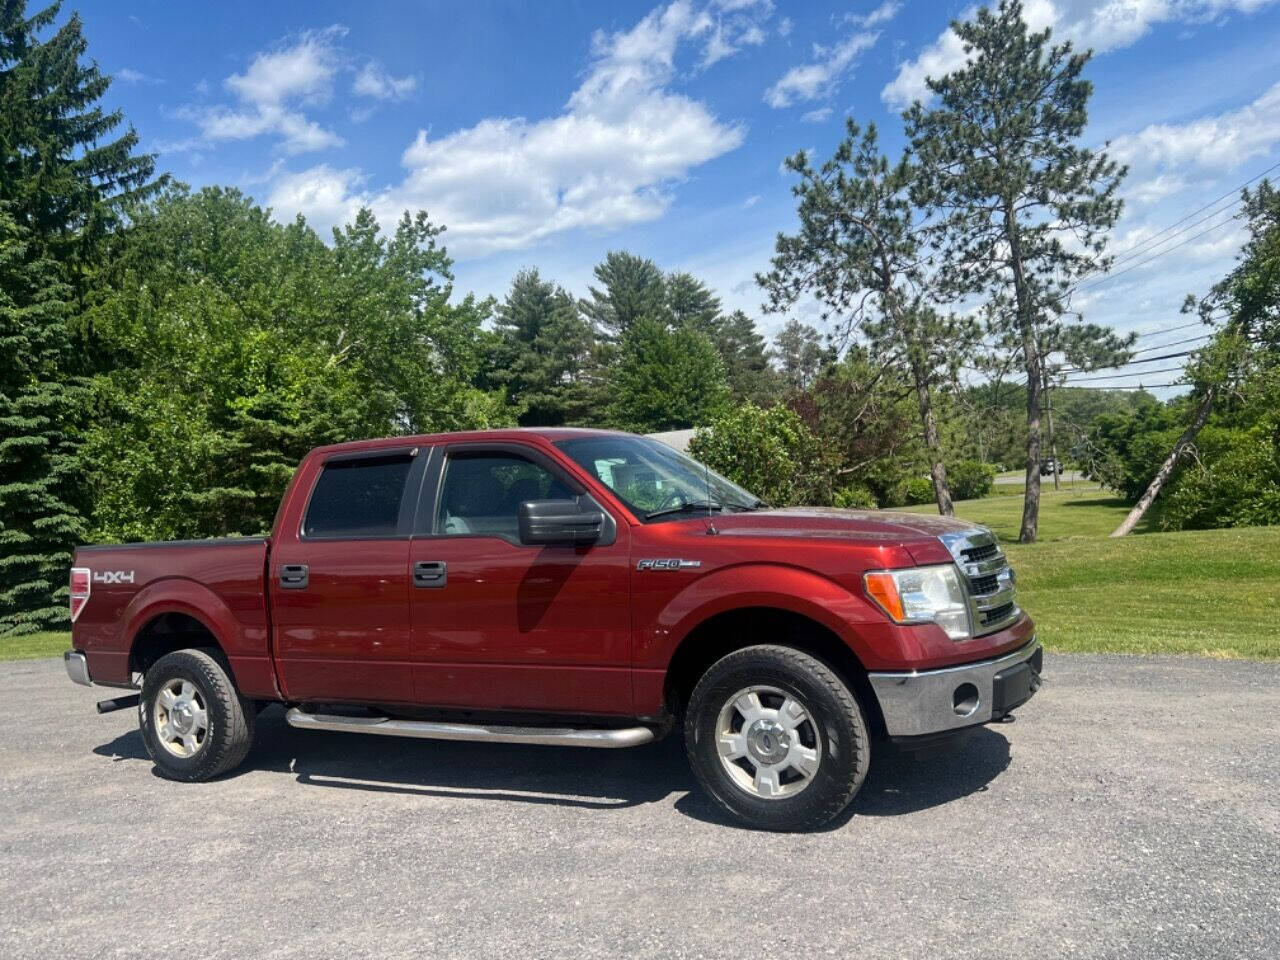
left=71, top=537, right=273, bottom=694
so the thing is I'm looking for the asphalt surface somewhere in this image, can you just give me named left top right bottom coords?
left=1, top=654, right=1276, bottom=960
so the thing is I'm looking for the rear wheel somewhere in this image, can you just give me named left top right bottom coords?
left=139, top=648, right=255, bottom=782
left=685, top=645, right=870, bottom=831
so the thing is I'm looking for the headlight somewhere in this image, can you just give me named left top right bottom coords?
left=864, top=564, right=971, bottom=641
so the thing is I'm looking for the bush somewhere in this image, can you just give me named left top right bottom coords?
left=689, top=403, right=835, bottom=506
left=947, top=460, right=996, bottom=501
left=902, top=475, right=935, bottom=506
left=833, top=485, right=877, bottom=509
left=1160, top=426, right=1280, bottom=531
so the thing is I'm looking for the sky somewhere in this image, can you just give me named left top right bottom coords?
left=80, top=0, right=1280, bottom=394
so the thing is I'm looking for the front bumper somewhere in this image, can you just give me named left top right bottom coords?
left=868, top=637, right=1042, bottom=738
left=64, top=651, right=92, bottom=687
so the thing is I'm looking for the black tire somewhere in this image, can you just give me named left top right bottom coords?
left=684, top=645, right=870, bottom=831
left=139, top=648, right=256, bottom=782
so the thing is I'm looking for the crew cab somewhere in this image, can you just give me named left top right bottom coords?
left=65, top=429, right=1041, bottom=831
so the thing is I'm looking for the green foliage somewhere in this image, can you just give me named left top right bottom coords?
left=905, top=0, right=1127, bottom=539
left=491, top=268, right=600, bottom=426
left=901, top=475, right=936, bottom=506
left=580, top=250, right=669, bottom=340
left=1160, top=425, right=1280, bottom=531
left=772, top=320, right=830, bottom=390
left=688, top=403, right=834, bottom=506
left=0, top=1, right=159, bottom=634
left=0, top=205, right=86, bottom=632
left=1088, top=394, right=1182, bottom=500
left=81, top=187, right=513, bottom=543
left=833, top=485, right=877, bottom=509
left=607, top=318, right=730, bottom=432
left=946, top=459, right=996, bottom=501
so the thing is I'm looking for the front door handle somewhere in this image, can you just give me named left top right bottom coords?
left=279, top=564, right=309, bottom=589
left=413, top=560, right=447, bottom=588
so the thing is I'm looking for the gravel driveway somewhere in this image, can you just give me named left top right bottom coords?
left=1, top=654, right=1276, bottom=959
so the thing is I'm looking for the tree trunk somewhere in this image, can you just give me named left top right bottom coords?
left=910, top=353, right=954, bottom=516
left=1043, top=368, right=1060, bottom=491
left=1110, top=388, right=1216, bottom=538
left=1004, top=203, right=1040, bottom=543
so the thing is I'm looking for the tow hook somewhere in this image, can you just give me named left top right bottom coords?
left=96, top=693, right=141, bottom=714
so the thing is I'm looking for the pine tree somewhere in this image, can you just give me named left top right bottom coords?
left=580, top=251, right=669, bottom=340
left=773, top=321, right=831, bottom=390
left=0, top=205, right=85, bottom=632
left=759, top=121, right=978, bottom=516
left=493, top=268, right=599, bottom=426
left=904, top=0, right=1127, bottom=541
left=0, top=1, right=159, bottom=632
left=608, top=319, right=730, bottom=432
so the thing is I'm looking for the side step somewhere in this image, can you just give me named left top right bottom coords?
left=285, top=708, right=656, bottom=749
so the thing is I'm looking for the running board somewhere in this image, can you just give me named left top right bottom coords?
left=285, top=708, right=656, bottom=749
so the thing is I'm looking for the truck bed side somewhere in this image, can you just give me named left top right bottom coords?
left=70, top=538, right=275, bottom=697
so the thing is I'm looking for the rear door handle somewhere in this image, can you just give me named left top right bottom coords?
left=413, top=560, right=447, bottom=588
left=279, top=564, right=309, bottom=589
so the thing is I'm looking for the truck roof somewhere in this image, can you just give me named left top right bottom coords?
left=306, top=426, right=630, bottom=457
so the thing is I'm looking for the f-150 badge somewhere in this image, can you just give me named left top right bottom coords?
left=636, top=559, right=702, bottom=571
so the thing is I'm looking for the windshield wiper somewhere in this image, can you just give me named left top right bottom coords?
left=646, top=500, right=725, bottom=520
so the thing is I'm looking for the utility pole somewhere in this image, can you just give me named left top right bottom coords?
left=1042, top=367, right=1061, bottom=491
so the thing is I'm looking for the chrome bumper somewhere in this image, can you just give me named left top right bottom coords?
left=868, top=637, right=1042, bottom=738
left=64, top=651, right=92, bottom=687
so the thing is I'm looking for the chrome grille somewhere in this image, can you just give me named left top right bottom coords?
left=938, top=528, right=1020, bottom=637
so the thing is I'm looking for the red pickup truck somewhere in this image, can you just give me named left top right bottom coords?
left=65, top=428, right=1040, bottom=830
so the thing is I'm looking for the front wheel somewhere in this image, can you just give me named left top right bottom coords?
left=684, top=645, right=870, bottom=831
left=139, top=648, right=256, bottom=782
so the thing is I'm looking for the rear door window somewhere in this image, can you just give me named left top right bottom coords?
left=303, top=454, right=413, bottom=538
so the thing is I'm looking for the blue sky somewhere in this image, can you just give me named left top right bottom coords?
left=83, top=1, right=1280, bottom=391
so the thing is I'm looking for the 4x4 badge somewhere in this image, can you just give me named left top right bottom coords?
left=636, top=559, right=702, bottom=571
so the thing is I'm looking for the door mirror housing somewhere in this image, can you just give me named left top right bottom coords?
left=518, top=499, right=604, bottom=545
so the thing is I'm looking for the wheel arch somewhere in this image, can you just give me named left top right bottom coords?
left=662, top=605, right=887, bottom=739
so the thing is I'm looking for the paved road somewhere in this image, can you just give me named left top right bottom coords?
left=1, top=655, right=1276, bottom=960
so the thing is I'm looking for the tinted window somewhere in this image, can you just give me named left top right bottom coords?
left=304, top=455, right=412, bottom=538
left=437, top=453, right=574, bottom=539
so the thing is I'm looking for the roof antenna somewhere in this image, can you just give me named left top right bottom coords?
left=703, top=455, right=718, bottom=536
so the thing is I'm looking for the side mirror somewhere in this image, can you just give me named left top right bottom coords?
left=518, top=499, right=604, bottom=546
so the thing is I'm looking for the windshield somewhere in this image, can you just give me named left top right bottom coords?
left=555, top=435, right=762, bottom=521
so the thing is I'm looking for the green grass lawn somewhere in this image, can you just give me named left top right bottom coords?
left=903, top=489, right=1280, bottom=659
left=5, top=490, right=1276, bottom=663
left=1, top=631, right=71, bottom=662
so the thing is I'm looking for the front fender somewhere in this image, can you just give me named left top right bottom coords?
left=636, top=562, right=886, bottom=670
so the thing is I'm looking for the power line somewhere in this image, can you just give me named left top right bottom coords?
left=1063, top=365, right=1186, bottom=383
left=1069, top=157, right=1280, bottom=288
left=1073, top=208, right=1244, bottom=294
left=1059, top=338, right=1210, bottom=374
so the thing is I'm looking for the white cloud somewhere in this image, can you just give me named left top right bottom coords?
left=698, top=0, right=773, bottom=68
left=181, top=26, right=346, bottom=154
left=743, top=194, right=761, bottom=208
left=850, top=1, right=902, bottom=29
left=226, top=25, right=344, bottom=106
left=764, top=29, right=880, bottom=108
left=353, top=62, right=417, bottom=100
left=801, top=106, right=834, bottom=123
left=1128, top=172, right=1190, bottom=204
left=882, top=1, right=1279, bottom=110
left=778, top=16, right=793, bottom=36
left=1111, top=80, right=1280, bottom=173
left=116, top=67, right=162, bottom=85
left=269, top=1, right=747, bottom=255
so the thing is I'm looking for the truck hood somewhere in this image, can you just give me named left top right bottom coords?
left=710, top=506, right=986, bottom=543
